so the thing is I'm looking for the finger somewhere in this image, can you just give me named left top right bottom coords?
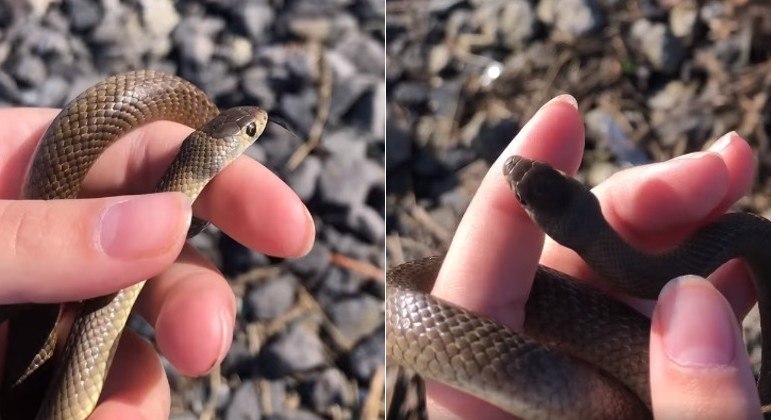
left=650, top=276, right=760, bottom=419
left=0, top=108, right=314, bottom=258
left=0, top=193, right=190, bottom=303
left=433, top=95, right=584, bottom=328
left=0, top=108, right=58, bottom=199
left=91, top=332, right=170, bottom=420
left=192, top=157, right=315, bottom=257
left=425, top=381, right=515, bottom=420
left=600, top=132, right=754, bottom=245
left=82, top=122, right=314, bottom=258
left=427, top=95, right=584, bottom=419
left=541, top=151, right=730, bottom=282
left=135, top=245, right=236, bottom=376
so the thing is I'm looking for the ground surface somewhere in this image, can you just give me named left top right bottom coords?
left=0, top=0, right=385, bottom=418
left=386, top=0, right=771, bottom=416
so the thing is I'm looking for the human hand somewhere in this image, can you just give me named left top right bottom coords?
left=426, top=96, right=761, bottom=418
left=0, top=108, right=315, bottom=418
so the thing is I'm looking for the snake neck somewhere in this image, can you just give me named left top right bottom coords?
left=563, top=210, right=771, bottom=406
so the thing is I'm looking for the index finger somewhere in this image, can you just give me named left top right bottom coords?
left=432, top=95, right=585, bottom=329
left=427, top=95, right=585, bottom=419
left=0, top=108, right=314, bottom=258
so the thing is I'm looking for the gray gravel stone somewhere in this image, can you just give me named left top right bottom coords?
left=300, top=369, right=355, bottom=412
left=242, top=66, right=276, bottom=109
left=11, top=55, right=46, bottom=86
left=225, top=381, right=261, bottom=420
left=173, top=16, right=223, bottom=66
left=314, top=266, right=361, bottom=304
left=140, top=0, right=180, bottom=43
left=348, top=326, right=384, bottom=381
left=326, top=295, right=383, bottom=342
left=221, top=35, right=254, bottom=68
left=287, top=243, right=332, bottom=278
left=346, top=204, right=385, bottom=243
left=65, top=0, right=102, bottom=31
left=328, top=75, right=374, bottom=124
left=585, top=108, right=648, bottom=165
left=631, top=19, right=684, bottom=74
left=219, top=234, right=271, bottom=276
left=319, top=157, right=382, bottom=207
left=323, top=128, right=368, bottom=159
left=279, top=90, right=317, bottom=135
left=239, top=0, right=275, bottom=40
left=262, top=323, right=327, bottom=376
left=272, top=410, right=324, bottom=420
left=334, top=32, right=385, bottom=76
left=537, top=0, right=603, bottom=38
left=246, top=275, right=298, bottom=321
left=286, top=155, right=322, bottom=201
left=386, top=119, right=412, bottom=170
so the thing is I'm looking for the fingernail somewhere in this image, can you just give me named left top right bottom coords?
left=98, top=193, right=191, bottom=259
left=671, top=151, right=714, bottom=161
left=539, top=94, right=578, bottom=112
left=659, top=276, right=736, bottom=367
left=708, top=131, right=739, bottom=153
left=216, top=308, right=233, bottom=365
left=298, top=206, right=316, bottom=256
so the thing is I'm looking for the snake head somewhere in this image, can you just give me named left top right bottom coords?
left=204, top=106, right=269, bottom=153
left=503, top=155, right=599, bottom=246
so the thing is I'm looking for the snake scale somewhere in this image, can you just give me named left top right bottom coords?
left=0, top=70, right=268, bottom=419
left=387, top=155, right=771, bottom=418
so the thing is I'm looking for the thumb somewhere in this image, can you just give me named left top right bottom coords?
left=650, top=275, right=760, bottom=419
left=0, top=193, right=191, bottom=303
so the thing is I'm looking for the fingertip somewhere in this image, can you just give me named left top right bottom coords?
left=154, top=275, right=235, bottom=376
left=650, top=276, right=760, bottom=418
left=434, top=94, right=585, bottom=321
left=96, top=332, right=169, bottom=420
left=293, top=205, right=316, bottom=257
left=707, top=132, right=756, bottom=209
left=708, top=259, right=757, bottom=320
left=492, top=94, right=585, bottom=177
left=600, top=152, right=729, bottom=240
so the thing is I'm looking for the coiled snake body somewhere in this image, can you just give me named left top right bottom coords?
left=387, top=155, right=771, bottom=419
left=0, top=70, right=268, bottom=419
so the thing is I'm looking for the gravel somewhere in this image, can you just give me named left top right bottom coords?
left=0, top=0, right=385, bottom=418
left=387, top=0, right=771, bottom=415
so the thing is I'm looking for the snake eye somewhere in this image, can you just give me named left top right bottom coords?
left=245, top=122, right=257, bottom=137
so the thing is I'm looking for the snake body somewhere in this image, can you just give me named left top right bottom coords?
left=0, top=70, right=268, bottom=419
left=387, top=155, right=771, bottom=418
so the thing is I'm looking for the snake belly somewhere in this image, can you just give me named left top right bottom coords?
left=0, top=70, right=268, bottom=420
left=387, top=155, right=771, bottom=419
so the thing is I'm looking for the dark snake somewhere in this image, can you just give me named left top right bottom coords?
left=387, top=155, right=771, bottom=419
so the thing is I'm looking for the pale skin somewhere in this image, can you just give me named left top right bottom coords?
left=0, top=108, right=315, bottom=418
left=427, top=96, right=763, bottom=419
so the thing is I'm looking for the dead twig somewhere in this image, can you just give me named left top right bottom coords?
left=361, top=365, right=386, bottom=420
left=330, top=252, right=385, bottom=282
left=287, top=43, right=333, bottom=170
left=198, top=363, right=222, bottom=420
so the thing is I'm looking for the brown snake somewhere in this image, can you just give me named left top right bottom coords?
left=387, top=155, right=771, bottom=419
left=0, top=70, right=268, bottom=419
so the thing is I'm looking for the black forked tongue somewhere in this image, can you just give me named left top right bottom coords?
left=268, top=116, right=295, bottom=135
left=266, top=115, right=304, bottom=145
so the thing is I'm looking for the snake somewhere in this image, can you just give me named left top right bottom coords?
left=387, top=155, right=771, bottom=419
left=0, top=70, right=268, bottom=419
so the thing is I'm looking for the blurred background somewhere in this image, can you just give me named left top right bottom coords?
left=0, top=0, right=385, bottom=419
left=386, top=0, right=770, bottom=416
